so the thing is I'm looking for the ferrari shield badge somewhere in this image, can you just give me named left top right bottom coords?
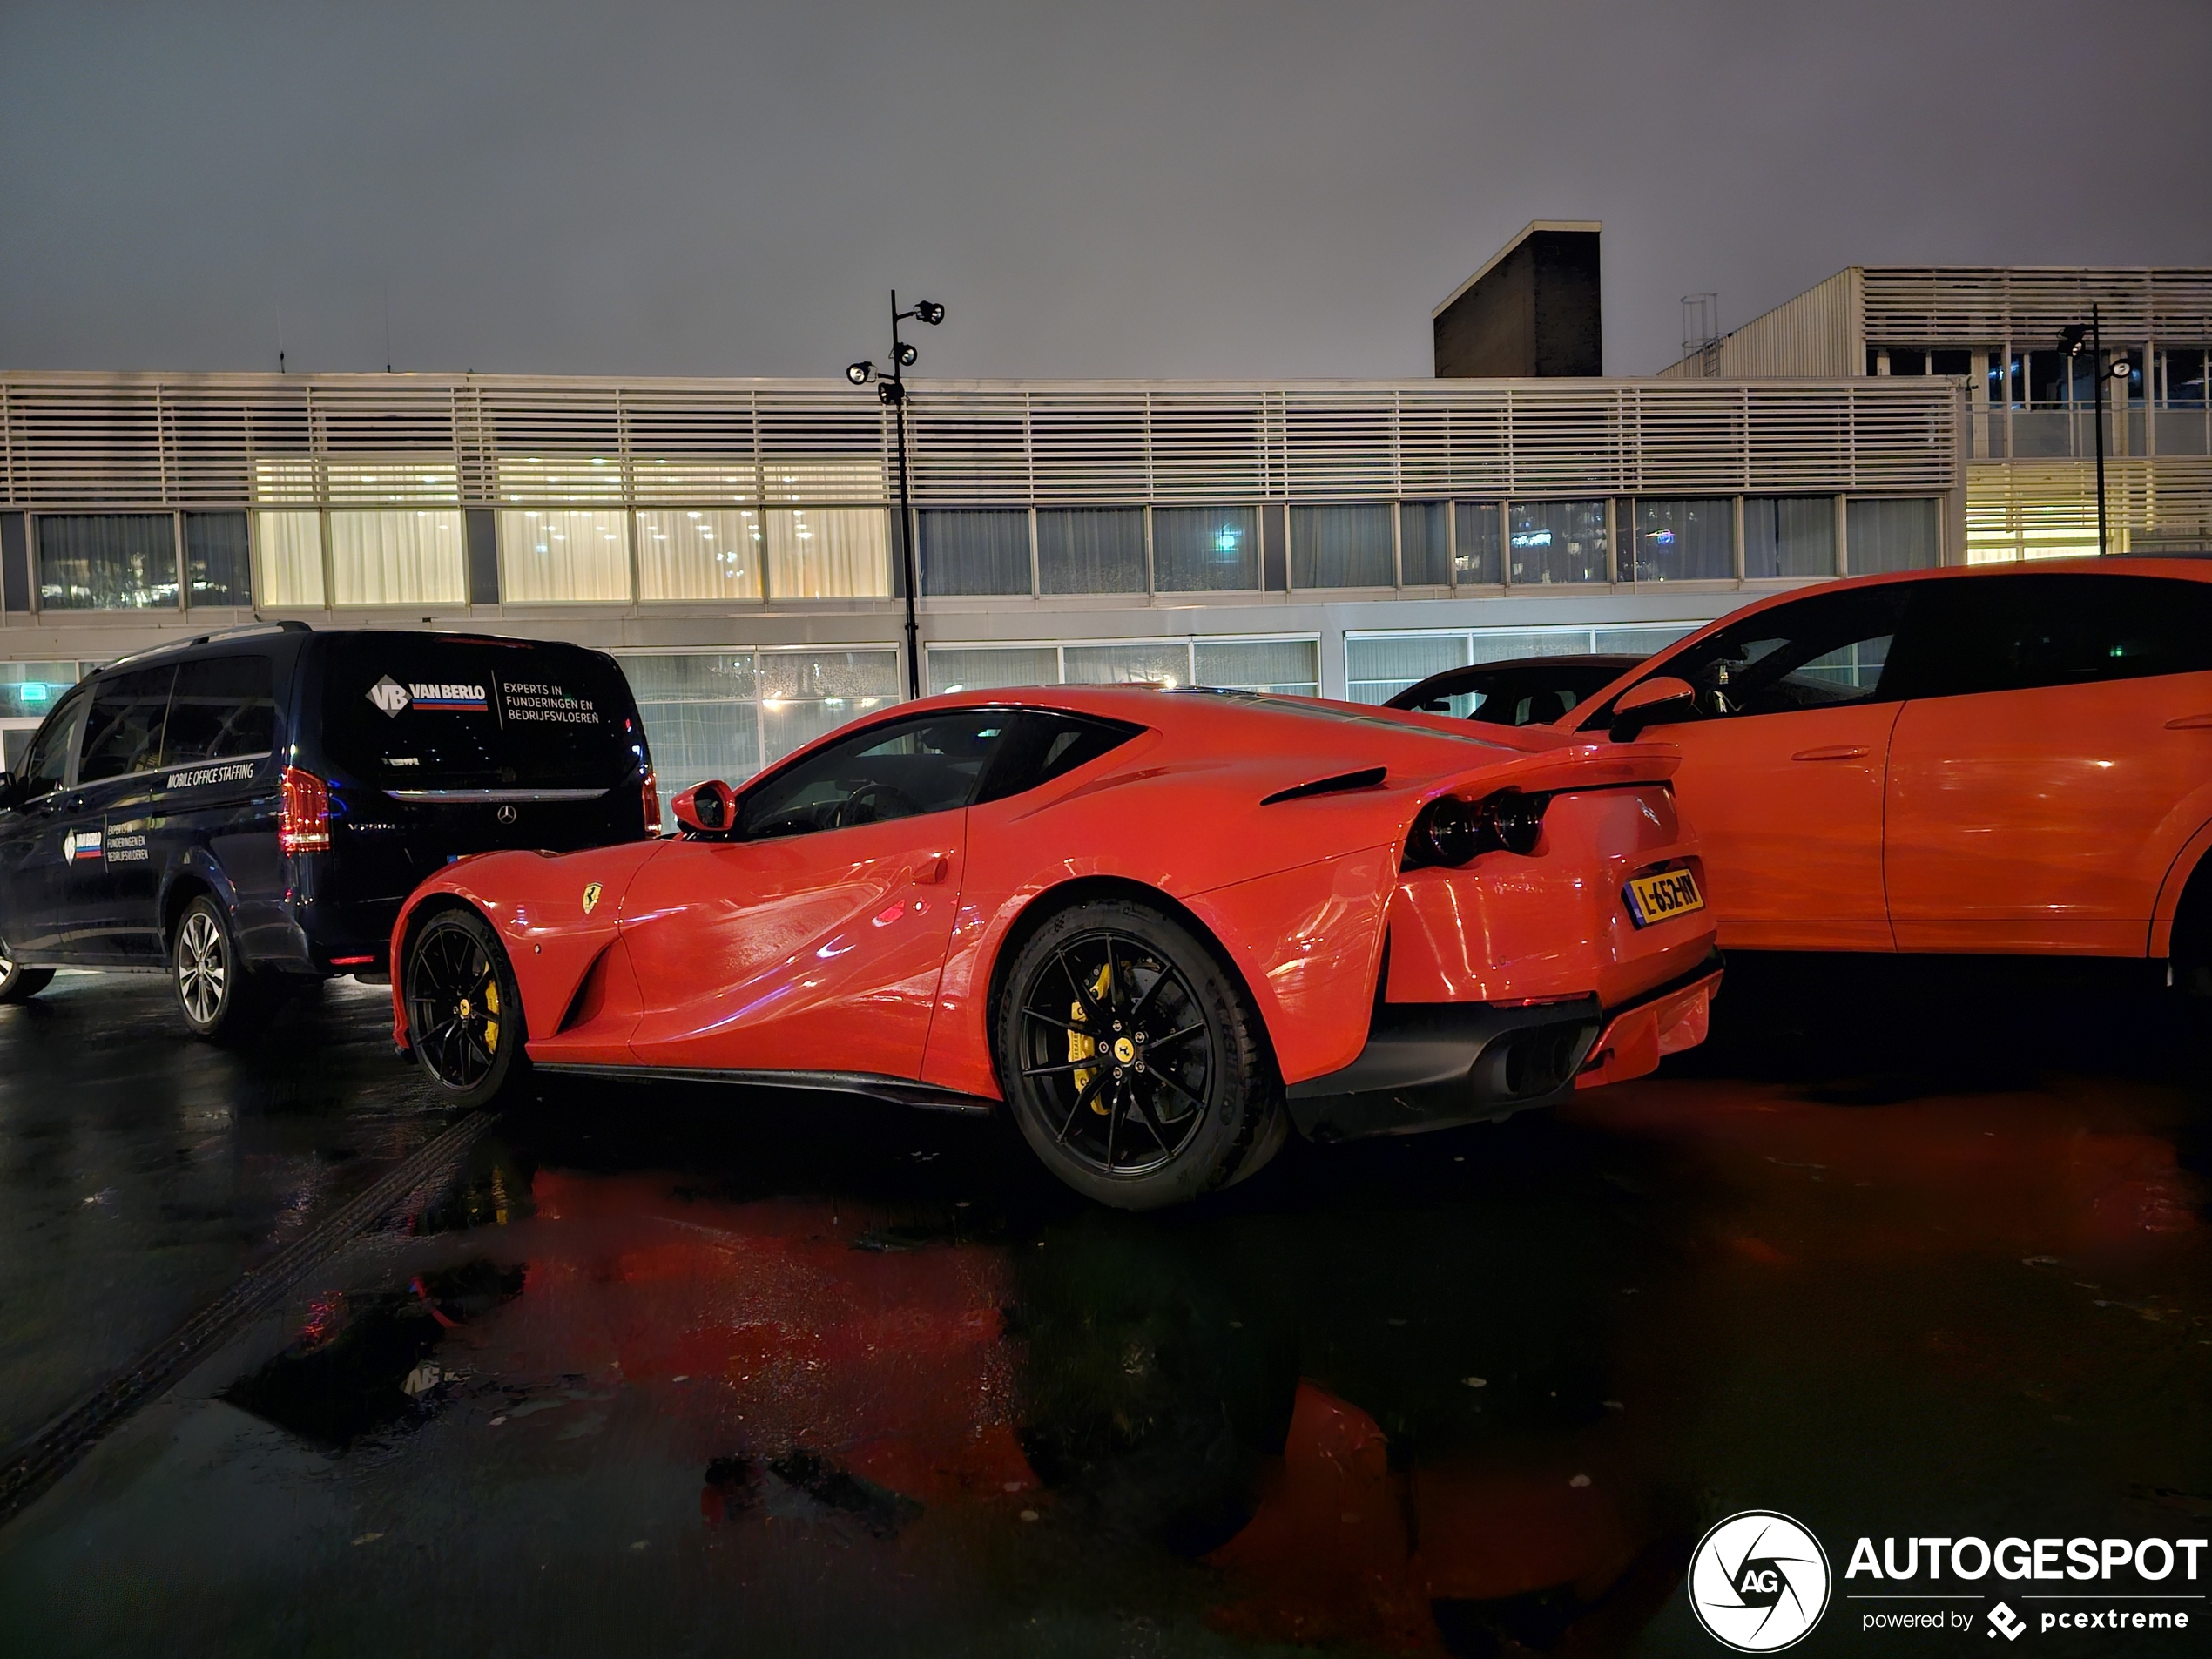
left=582, top=881, right=603, bottom=915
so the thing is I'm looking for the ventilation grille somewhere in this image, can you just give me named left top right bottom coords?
left=1864, top=268, right=2212, bottom=347
left=0, top=373, right=1960, bottom=510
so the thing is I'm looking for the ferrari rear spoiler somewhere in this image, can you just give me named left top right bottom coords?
left=1409, top=738, right=1679, bottom=807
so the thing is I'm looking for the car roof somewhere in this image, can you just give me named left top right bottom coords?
left=1554, top=556, right=2212, bottom=729
left=779, top=682, right=1563, bottom=776
left=1385, top=654, right=1649, bottom=709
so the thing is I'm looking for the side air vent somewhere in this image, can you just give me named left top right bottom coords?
left=1261, top=766, right=1387, bottom=806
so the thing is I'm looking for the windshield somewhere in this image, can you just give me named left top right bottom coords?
left=320, top=635, right=646, bottom=789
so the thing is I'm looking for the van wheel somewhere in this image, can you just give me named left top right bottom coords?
left=403, top=908, right=529, bottom=1110
left=995, top=897, right=1283, bottom=1211
left=172, top=895, right=269, bottom=1042
left=0, top=945, right=53, bottom=1004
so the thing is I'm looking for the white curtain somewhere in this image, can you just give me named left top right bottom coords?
left=637, top=509, right=761, bottom=601
left=255, top=511, right=325, bottom=607
left=499, top=510, right=631, bottom=603
left=766, top=509, right=889, bottom=598
left=329, top=511, right=467, bottom=605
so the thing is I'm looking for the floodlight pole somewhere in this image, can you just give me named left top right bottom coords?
left=847, top=293, right=944, bottom=698
left=885, top=299, right=923, bottom=698
left=2091, top=302, right=2109, bottom=557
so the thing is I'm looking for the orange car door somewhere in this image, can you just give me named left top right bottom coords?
left=619, top=711, right=1011, bottom=1077
left=1884, top=571, right=2212, bottom=954
left=1597, top=583, right=1917, bottom=951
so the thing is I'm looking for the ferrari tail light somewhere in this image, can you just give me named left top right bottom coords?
left=279, top=766, right=331, bottom=853
left=642, top=767, right=662, bottom=838
left=1402, top=788, right=1548, bottom=870
left=1407, top=796, right=1480, bottom=867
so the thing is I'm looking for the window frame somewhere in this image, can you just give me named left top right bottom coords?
left=12, top=682, right=94, bottom=799
left=1575, top=584, right=1917, bottom=732
left=726, top=707, right=1018, bottom=843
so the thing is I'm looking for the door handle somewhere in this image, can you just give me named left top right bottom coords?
left=1790, top=745, right=1870, bottom=761
left=2164, top=713, right=2212, bottom=730
left=916, top=855, right=952, bottom=885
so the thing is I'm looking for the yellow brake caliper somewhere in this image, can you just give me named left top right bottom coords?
left=1069, top=962, right=1113, bottom=1113
left=482, top=978, right=500, bottom=1054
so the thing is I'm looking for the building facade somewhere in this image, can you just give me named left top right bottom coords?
left=1656, top=266, right=2212, bottom=562
left=0, top=370, right=1961, bottom=790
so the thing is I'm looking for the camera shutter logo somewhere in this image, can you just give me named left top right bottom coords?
left=1687, top=1511, right=1830, bottom=1652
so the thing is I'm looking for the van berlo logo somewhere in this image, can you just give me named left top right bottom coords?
left=1688, top=1510, right=1831, bottom=1652
left=368, top=677, right=411, bottom=717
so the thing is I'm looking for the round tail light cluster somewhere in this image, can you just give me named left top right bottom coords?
left=1404, top=788, right=1548, bottom=868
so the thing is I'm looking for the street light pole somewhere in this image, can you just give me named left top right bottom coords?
left=2092, top=302, right=2109, bottom=557
left=847, top=292, right=946, bottom=701
left=2064, top=307, right=2114, bottom=556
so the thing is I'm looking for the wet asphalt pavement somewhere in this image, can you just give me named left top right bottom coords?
left=0, top=960, right=2207, bottom=1656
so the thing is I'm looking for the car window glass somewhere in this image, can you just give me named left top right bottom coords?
left=1589, top=587, right=1913, bottom=727
left=163, top=655, right=278, bottom=764
left=18, top=686, right=90, bottom=793
left=735, top=711, right=1011, bottom=840
left=974, top=711, right=1142, bottom=804
left=78, top=665, right=177, bottom=783
left=1886, top=574, right=2212, bottom=701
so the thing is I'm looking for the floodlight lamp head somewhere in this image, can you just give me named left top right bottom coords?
left=895, top=341, right=919, bottom=367
left=846, top=361, right=874, bottom=386
left=914, top=300, right=945, bottom=326
left=2111, top=359, right=2133, bottom=380
left=2057, top=324, right=2088, bottom=354
left=878, top=379, right=904, bottom=406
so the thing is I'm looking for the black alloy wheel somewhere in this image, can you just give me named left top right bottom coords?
left=404, top=907, right=529, bottom=1109
left=172, top=894, right=269, bottom=1042
left=0, top=941, right=53, bottom=1005
left=996, top=897, right=1281, bottom=1210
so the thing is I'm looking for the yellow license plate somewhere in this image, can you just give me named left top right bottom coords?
left=1625, top=868, right=1704, bottom=927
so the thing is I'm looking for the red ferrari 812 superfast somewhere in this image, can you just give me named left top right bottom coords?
left=391, top=688, right=1720, bottom=1207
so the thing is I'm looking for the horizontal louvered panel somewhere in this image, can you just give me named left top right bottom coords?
left=1965, top=457, right=2212, bottom=558
left=1865, top=268, right=2212, bottom=347
left=0, top=371, right=1959, bottom=511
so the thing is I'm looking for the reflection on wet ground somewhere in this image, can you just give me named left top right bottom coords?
left=0, top=958, right=2206, bottom=1655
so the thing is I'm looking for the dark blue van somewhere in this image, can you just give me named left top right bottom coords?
left=0, top=624, right=657, bottom=1040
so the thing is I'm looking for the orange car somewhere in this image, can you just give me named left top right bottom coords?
left=1560, top=558, right=2212, bottom=974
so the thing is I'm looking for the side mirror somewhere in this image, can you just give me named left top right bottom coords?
left=1608, top=676, right=1696, bottom=742
left=671, top=779, right=738, bottom=835
left=0, top=772, right=16, bottom=809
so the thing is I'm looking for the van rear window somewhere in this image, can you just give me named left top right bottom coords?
left=320, top=636, right=645, bottom=788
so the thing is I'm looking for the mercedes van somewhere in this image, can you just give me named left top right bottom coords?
left=0, top=624, right=658, bottom=1039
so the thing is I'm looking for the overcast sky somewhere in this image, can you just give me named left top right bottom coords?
left=3, top=1, right=2207, bottom=381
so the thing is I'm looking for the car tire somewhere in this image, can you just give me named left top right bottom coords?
left=402, top=907, right=529, bottom=1111
left=172, top=894, right=271, bottom=1043
left=995, top=896, right=1284, bottom=1210
left=0, top=943, right=53, bottom=1005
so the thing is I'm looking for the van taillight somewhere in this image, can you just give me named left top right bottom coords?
left=279, top=767, right=331, bottom=853
left=642, top=768, right=662, bottom=838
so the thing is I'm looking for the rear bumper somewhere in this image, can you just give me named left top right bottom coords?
left=1285, top=952, right=1723, bottom=1143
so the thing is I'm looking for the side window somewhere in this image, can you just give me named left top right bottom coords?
left=974, top=711, right=1141, bottom=804
left=734, top=711, right=1013, bottom=840
left=1889, top=575, right=2212, bottom=700
left=78, top=666, right=178, bottom=783
left=164, top=655, right=278, bottom=764
left=1596, top=586, right=1913, bottom=726
left=17, top=686, right=91, bottom=794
